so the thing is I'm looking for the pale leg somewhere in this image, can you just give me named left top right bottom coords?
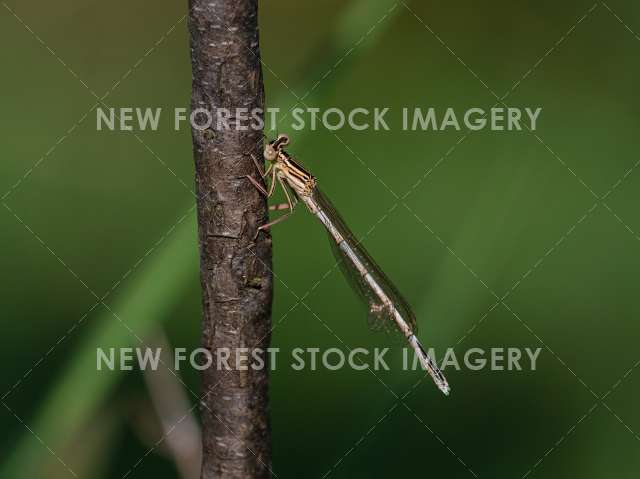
left=245, top=174, right=269, bottom=197
left=250, top=153, right=273, bottom=179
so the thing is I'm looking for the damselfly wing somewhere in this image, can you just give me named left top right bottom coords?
left=307, top=188, right=449, bottom=394
left=311, top=188, right=418, bottom=335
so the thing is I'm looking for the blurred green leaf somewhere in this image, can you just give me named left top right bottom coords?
left=2, top=212, right=197, bottom=477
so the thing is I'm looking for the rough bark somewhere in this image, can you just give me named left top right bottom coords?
left=188, top=1, right=272, bottom=478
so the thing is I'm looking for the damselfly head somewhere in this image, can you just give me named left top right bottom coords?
left=263, top=134, right=290, bottom=163
left=263, top=142, right=278, bottom=162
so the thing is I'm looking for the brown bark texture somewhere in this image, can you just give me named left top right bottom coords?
left=187, top=1, right=273, bottom=478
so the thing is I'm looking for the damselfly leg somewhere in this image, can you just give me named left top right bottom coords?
left=255, top=176, right=298, bottom=236
left=245, top=173, right=269, bottom=197
left=246, top=156, right=298, bottom=237
left=250, top=153, right=274, bottom=179
left=245, top=154, right=278, bottom=198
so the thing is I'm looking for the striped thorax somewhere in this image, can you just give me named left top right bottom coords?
left=264, top=134, right=317, bottom=197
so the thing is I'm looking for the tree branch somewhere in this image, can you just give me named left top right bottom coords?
left=188, top=1, right=272, bottom=478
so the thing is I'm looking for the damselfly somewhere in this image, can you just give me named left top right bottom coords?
left=247, top=134, right=450, bottom=395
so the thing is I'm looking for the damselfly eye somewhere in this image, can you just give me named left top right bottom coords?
left=264, top=143, right=278, bottom=162
left=264, top=134, right=290, bottom=161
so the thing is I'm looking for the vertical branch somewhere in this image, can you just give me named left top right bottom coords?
left=188, top=1, right=272, bottom=478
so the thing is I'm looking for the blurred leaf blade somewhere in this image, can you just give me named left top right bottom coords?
left=2, top=212, right=198, bottom=477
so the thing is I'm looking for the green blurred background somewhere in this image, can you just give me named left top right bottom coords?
left=2, top=0, right=640, bottom=477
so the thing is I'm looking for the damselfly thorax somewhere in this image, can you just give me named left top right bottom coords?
left=264, top=134, right=317, bottom=198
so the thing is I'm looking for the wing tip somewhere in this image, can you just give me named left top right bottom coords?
left=412, top=335, right=451, bottom=397
left=439, top=380, right=451, bottom=396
